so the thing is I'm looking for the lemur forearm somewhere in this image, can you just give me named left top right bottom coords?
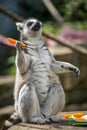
left=51, top=60, right=80, bottom=76
left=16, top=50, right=30, bottom=74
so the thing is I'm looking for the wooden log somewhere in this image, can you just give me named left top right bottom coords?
left=43, top=32, right=87, bottom=56
left=42, top=0, right=64, bottom=24
left=8, top=112, right=87, bottom=130
left=0, top=105, right=14, bottom=116
left=0, top=76, right=15, bottom=86
left=49, top=46, right=72, bottom=56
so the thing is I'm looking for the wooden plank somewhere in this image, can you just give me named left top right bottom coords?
left=8, top=122, right=87, bottom=130
left=0, top=76, right=15, bottom=86
left=0, top=105, right=14, bottom=116
left=8, top=112, right=87, bottom=130
left=49, top=46, right=72, bottom=56
left=18, top=123, right=51, bottom=130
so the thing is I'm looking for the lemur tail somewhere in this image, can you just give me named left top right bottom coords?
left=1, top=112, right=21, bottom=130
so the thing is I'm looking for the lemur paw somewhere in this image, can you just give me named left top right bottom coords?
left=49, top=116, right=60, bottom=123
left=29, top=117, right=50, bottom=124
left=61, top=64, right=80, bottom=77
left=69, top=66, right=80, bottom=77
left=16, top=41, right=22, bottom=50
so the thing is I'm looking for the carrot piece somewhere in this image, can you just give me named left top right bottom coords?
left=64, top=113, right=83, bottom=119
left=77, top=117, right=85, bottom=120
left=8, top=38, right=17, bottom=44
left=21, top=43, right=26, bottom=48
left=8, top=38, right=26, bottom=48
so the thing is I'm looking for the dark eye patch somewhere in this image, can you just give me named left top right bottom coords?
left=27, top=22, right=33, bottom=27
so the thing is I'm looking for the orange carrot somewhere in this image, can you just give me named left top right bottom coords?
left=8, top=38, right=26, bottom=48
left=21, top=43, right=26, bottom=48
left=77, top=117, right=85, bottom=120
left=64, top=113, right=83, bottom=119
left=8, top=38, right=17, bottom=45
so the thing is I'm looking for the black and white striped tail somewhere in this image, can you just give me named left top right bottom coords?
left=1, top=112, right=21, bottom=130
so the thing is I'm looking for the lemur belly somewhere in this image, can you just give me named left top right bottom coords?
left=16, top=47, right=52, bottom=104
left=30, top=62, right=50, bottom=104
left=22, top=48, right=52, bottom=104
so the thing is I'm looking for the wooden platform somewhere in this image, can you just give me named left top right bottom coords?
left=8, top=112, right=87, bottom=130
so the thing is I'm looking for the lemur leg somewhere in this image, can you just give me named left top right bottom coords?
left=16, top=41, right=30, bottom=74
left=17, top=82, right=49, bottom=124
left=41, top=83, right=65, bottom=122
left=51, top=60, right=80, bottom=76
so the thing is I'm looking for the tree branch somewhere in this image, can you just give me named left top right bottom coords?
left=0, top=6, right=87, bottom=56
left=43, top=32, right=87, bottom=56
left=0, top=6, right=24, bottom=22
left=42, top=0, right=64, bottom=25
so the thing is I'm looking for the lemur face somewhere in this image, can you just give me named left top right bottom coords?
left=16, top=18, right=42, bottom=38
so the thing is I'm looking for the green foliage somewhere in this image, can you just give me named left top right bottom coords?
left=8, top=65, right=16, bottom=75
left=66, top=21, right=87, bottom=30
left=65, top=0, right=87, bottom=21
left=43, top=22, right=61, bottom=34
left=43, top=21, right=87, bottom=36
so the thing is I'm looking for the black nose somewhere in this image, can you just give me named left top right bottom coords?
left=32, top=22, right=41, bottom=31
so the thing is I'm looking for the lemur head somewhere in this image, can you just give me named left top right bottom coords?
left=16, top=18, right=42, bottom=39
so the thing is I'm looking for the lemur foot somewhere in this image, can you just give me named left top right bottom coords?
left=29, top=117, right=50, bottom=124
left=49, top=116, right=60, bottom=123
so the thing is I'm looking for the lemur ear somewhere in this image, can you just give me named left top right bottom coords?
left=16, top=22, right=23, bottom=31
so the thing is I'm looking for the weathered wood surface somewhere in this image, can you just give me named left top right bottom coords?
left=0, top=76, right=14, bottom=86
left=0, top=105, right=14, bottom=116
left=8, top=112, right=87, bottom=130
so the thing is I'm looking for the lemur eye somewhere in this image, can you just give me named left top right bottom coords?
left=27, top=22, right=33, bottom=27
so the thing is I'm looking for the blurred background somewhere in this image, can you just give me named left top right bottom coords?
left=0, top=0, right=87, bottom=128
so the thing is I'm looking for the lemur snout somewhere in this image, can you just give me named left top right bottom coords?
left=32, top=22, right=41, bottom=31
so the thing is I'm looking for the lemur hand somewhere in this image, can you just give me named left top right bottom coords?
left=16, top=41, right=22, bottom=50
left=16, top=41, right=27, bottom=51
left=61, top=63, right=80, bottom=77
left=8, top=38, right=26, bottom=49
left=69, top=66, right=80, bottom=77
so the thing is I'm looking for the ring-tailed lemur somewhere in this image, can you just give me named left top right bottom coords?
left=3, top=18, right=80, bottom=129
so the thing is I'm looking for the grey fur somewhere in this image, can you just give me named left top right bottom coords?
left=7, top=18, right=80, bottom=126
